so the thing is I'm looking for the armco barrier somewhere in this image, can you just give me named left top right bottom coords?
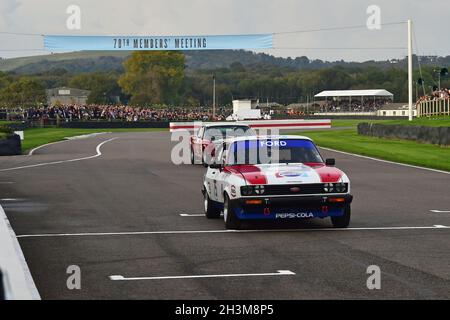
left=169, top=119, right=331, bottom=132
left=357, top=123, right=450, bottom=146
left=0, top=204, right=40, bottom=300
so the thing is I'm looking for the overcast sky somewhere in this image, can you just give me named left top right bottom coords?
left=0, top=0, right=448, bottom=61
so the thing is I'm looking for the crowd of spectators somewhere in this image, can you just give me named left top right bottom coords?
left=323, top=99, right=388, bottom=112
left=2, top=104, right=229, bottom=122
left=416, top=88, right=450, bottom=104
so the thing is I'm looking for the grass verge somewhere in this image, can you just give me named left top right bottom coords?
left=21, top=127, right=167, bottom=153
left=296, top=129, right=450, bottom=172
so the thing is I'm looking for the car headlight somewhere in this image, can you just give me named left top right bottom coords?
left=324, top=183, right=334, bottom=193
left=335, top=183, right=346, bottom=193
left=241, top=186, right=253, bottom=196
left=240, top=185, right=265, bottom=196
left=254, top=185, right=265, bottom=195
left=324, top=183, right=347, bottom=193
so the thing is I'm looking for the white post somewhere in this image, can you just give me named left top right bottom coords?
left=408, top=19, right=413, bottom=121
left=212, top=75, right=216, bottom=119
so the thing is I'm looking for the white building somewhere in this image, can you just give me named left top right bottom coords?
left=377, top=104, right=417, bottom=117
left=227, top=99, right=263, bottom=120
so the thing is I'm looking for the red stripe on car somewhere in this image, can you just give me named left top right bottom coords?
left=224, top=165, right=268, bottom=185
left=312, top=165, right=343, bottom=183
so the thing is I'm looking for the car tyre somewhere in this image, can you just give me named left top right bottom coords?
left=331, top=204, right=351, bottom=228
left=190, top=148, right=195, bottom=165
left=224, top=195, right=241, bottom=229
left=204, top=191, right=221, bottom=219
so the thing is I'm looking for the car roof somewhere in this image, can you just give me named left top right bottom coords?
left=222, top=135, right=313, bottom=143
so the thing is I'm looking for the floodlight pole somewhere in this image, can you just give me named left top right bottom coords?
left=408, top=19, right=413, bottom=121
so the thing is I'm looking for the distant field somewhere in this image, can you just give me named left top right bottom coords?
left=21, top=127, right=167, bottom=153
left=297, top=128, right=450, bottom=172
left=0, top=51, right=131, bottom=72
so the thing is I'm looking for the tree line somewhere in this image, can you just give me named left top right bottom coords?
left=0, top=51, right=448, bottom=108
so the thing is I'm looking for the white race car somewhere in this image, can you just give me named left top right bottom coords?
left=202, top=136, right=353, bottom=229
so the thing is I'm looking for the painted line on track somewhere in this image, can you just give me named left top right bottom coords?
left=180, top=213, right=208, bottom=217
left=429, top=210, right=450, bottom=213
left=0, top=137, right=118, bottom=172
left=27, top=132, right=111, bottom=156
left=16, top=225, right=449, bottom=239
left=28, top=140, right=67, bottom=156
left=319, top=146, right=450, bottom=175
left=109, top=270, right=295, bottom=281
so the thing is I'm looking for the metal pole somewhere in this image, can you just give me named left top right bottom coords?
left=212, top=74, right=216, bottom=119
left=408, top=19, right=413, bottom=121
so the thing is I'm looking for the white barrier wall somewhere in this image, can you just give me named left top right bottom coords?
left=169, top=119, right=331, bottom=132
left=0, top=205, right=40, bottom=300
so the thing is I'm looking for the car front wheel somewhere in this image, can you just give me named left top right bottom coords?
left=204, top=191, right=221, bottom=219
left=331, top=204, right=351, bottom=228
left=223, top=195, right=241, bottom=229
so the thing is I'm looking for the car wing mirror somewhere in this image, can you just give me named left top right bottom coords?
left=209, top=163, right=223, bottom=170
left=325, top=158, right=336, bottom=166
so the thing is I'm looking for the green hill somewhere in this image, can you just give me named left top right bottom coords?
left=0, top=50, right=449, bottom=75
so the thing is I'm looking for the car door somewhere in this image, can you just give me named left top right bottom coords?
left=212, top=143, right=230, bottom=203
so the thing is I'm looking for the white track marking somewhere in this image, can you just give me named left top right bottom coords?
left=319, top=147, right=450, bottom=175
left=109, top=270, right=295, bottom=281
left=64, top=132, right=110, bottom=140
left=16, top=225, right=449, bottom=238
left=0, top=198, right=24, bottom=201
left=430, top=210, right=450, bottom=213
left=0, top=138, right=118, bottom=172
left=28, top=140, right=67, bottom=156
left=180, top=213, right=208, bottom=217
left=28, top=132, right=110, bottom=155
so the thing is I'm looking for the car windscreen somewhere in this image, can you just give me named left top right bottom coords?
left=204, top=126, right=254, bottom=141
left=227, top=139, right=323, bottom=165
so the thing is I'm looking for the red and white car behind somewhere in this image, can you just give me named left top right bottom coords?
left=190, top=124, right=256, bottom=164
left=202, top=135, right=353, bottom=229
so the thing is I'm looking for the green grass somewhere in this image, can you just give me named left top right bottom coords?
left=21, top=127, right=167, bottom=153
left=331, top=117, right=450, bottom=128
left=296, top=129, right=450, bottom=172
left=0, top=120, right=22, bottom=126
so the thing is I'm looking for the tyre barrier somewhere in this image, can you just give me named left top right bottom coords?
left=0, top=134, right=22, bottom=156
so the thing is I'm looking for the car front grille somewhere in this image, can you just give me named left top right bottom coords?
left=262, top=183, right=347, bottom=196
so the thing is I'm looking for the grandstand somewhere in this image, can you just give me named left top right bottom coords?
left=314, top=89, right=394, bottom=114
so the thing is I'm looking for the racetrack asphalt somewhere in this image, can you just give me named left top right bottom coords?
left=0, top=131, right=449, bottom=299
